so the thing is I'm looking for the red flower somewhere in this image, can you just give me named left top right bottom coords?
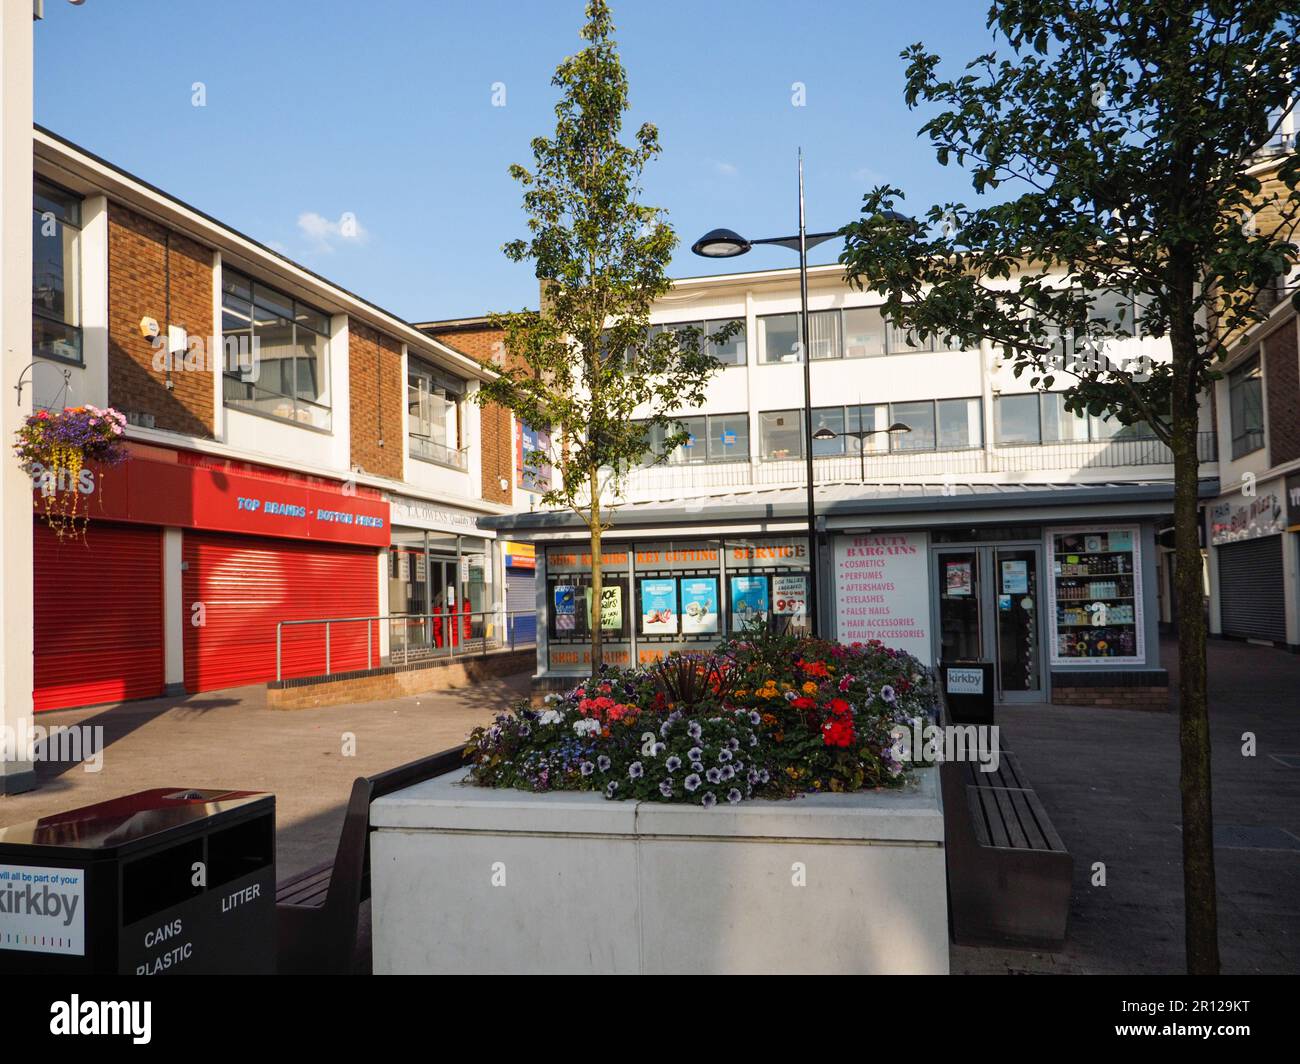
left=828, top=697, right=852, bottom=717
left=821, top=718, right=855, bottom=748
left=792, top=696, right=817, bottom=711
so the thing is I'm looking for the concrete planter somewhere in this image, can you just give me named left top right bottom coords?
left=370, top=767, right=948, bottom=974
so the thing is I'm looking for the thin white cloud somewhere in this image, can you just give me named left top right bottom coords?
left=297, top=211, right=367, bottom=252
left=714, top=161, right=738, bottom=177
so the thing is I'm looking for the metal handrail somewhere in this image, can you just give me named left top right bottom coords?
left=275, top=608, right=538, bottom=682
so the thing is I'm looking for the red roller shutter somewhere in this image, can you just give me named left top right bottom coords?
left=183, top=532, right=379, bottom=692
left=34, top=522, right=164, bottom=712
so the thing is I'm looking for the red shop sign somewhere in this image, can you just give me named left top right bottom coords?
left=35, top=453, right=390, bottom=547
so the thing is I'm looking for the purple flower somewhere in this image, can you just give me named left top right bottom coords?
left=727, top=789, right=742, bottom=804
left=880, top=685, right=897, bottom=704
left=605, top=781, right=619, bottom=798
left=659, top=780, right=674, bottom=798
left=665, top=756, right=682, bottom=772
left=629, top=761, right=644, bottom=779
left=701, top=792, right=717, bottom=808
left=687, top=721, right=702, bottom=740
left=718, top=748, right=732, bottom=763
left=597, top=754, right=611, bottom=772
left=706, top=767, right=722, bottom=785
left=687, top=746, right=703, bottom=762
left=580, top=761, right=595, bottom=776
left=684, top=773, right=702, bottom=792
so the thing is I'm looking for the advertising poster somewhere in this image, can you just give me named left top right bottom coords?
left=680, top=578, right=719, bottom=634
left=945, top=561, right=973, bottom=596
left=0, top=864, right=85, bottom=956
left=730, top=575, right=769, bottom=629
left=585, top=586, right=623, bottom=631
left=773, top=574, right=807, bottom=616
left=553, top=585, right=577, bottom=631
left=640, top=578, right=678, bottom=634
left=834, top=532, right=930, bottom=656
left=1001, top=559, right=1028, bottom=594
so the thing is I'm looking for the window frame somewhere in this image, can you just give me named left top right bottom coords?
left=32, top=178, right=84, bottom=367
left=221, top=268, right=334, bottom=430
left=407, top=357, right=468, bottom=469
left=1228, top=355, right=1265, bottom=459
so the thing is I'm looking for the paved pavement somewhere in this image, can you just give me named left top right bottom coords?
left=953, top=637, right=1300, bottom=974
left=0, top=674, right=528, bottom=878
left=3, top=637, right=1294, bottom=974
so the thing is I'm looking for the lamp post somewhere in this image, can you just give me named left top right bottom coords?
left=813, top=422, right=911, bottom=483
left=691, top=151, right=840, bottom=635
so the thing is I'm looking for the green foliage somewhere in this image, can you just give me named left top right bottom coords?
left=474, top=0, right=725, bottom=517
left=839, top=1, right=1300, bottom=442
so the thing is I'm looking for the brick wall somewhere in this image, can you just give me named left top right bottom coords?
left=348, top=319, right=404, bottom=480
left=107, top=204, right=214, bottom=436
left=423, top=324, right=515, bottom=505
left=1052, top=685, right=1169, bottom=710
left=1264, top=319, right=1300, bottom=466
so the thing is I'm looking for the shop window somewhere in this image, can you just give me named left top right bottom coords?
left=408, top=359, right=467, bottom=468
left=1228, top=356, right=1264, bottom=459
left=33, top=180, right=82, bottom=366
left=1049, top=527, right=1144, bottom=664
left=222, top=269, right=332, bottom=429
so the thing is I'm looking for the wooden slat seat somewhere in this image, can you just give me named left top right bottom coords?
left=275, top=744, right=468, bottom=974
left=940, top=714, right=1073, bottom=949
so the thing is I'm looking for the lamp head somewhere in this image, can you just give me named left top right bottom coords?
left=691, top=228, right=752, bottom=258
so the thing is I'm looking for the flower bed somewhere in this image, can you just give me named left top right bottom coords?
left=466, top=631, right=935, bottom=806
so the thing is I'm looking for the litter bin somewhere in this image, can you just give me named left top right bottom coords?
left=0, top=788, right=275, bottom=975
left=939, top=661, right=995, bottom=725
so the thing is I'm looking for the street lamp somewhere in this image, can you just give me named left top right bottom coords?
left=813, top=422, right=911, bottom=483
left=691, top=150, right=842, bottom=636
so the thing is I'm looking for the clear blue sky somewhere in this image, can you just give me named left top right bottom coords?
left=34, top=0, right=1001, bottom=322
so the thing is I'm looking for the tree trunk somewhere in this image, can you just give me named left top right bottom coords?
left=588, top=468, right=604, bottom=677
left=1169, top=324, right=1220, bottom=975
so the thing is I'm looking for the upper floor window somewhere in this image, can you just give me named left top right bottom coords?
left=759, top=306, right=962, bottom=362
left=804, top=398, right=983, bottom=458
left=646, top=318, right=748, bottom=367
left=33, top=180, right=82, bottom=365
left=222, top=270, right=332, bottom=430
left=1228, top=356, right=1264, bottom=459
left=994, top=392, right=1154, bottom=446
left=408, top=359, right=466, bottom=469
left=640, top=412, right=749, bottom=465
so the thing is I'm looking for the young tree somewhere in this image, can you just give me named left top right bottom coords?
left=476, top=0, right=722, bottom=673
left=839, top=1, right=1299, bottom=974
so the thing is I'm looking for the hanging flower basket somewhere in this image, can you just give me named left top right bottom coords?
left=14, top=405, right=129, bottom=538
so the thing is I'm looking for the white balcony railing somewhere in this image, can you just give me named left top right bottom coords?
left=615, top=431, right=1217, bottom=499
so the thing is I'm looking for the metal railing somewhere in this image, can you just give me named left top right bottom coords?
left=616, top=431, right=1218, bottom=496
left=408, top=433, right=469, bottom=469
left=275, top=608, right=537, bottom=682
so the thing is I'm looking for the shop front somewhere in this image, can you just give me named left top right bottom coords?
left=483, top=480, right=1194, bottom=708
left=33, top=445, right=390, bottom=710
left=385, top=493, right=498, bottom=656
left=1208, top=476, right=1294, bottom=648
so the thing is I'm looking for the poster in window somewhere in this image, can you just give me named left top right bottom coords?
left=945, top=561, right=973, bottom=596
left=585, top=586, right=623, bottom=632
left=553, top=585, right=577, bottom=632
left=640, top=578, right=678, bottom=635
left=730, top=575, right=769, bottom=630
left=1000, top=559, right=1028, bottom=594
left=680, top=578, right=719, bottom=634
left=773, top=574, right=807, bottom=616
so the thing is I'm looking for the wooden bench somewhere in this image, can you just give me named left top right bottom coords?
left=940, top=737, right=1073, bottom=949
left=276, top=744, right=468, bottom=974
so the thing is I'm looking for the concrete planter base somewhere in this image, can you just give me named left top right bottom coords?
left=371, top=767, right=948, bottom=974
